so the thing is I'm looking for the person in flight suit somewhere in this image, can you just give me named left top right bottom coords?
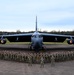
left=28, top=53, right=32, bottom=66
left=40, top=54, right=44, bottom=68
left=51, top=55, right=55, bottom=66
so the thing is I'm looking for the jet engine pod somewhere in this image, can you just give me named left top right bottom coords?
left=67, top=39, right=74, bottom=44
left=0, top=39, right=6, bottom=44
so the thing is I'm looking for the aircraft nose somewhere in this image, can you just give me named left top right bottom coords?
left=35, top=39, right=39, bottom=45
left=34, top=39, right=40, bottom=49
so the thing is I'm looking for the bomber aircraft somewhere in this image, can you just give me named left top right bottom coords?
left=0, top=16, right=74, bottom=51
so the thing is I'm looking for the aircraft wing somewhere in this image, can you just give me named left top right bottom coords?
left=41, top=33, right=74, bottom=42
left=0, top=33, right=33, bottom=42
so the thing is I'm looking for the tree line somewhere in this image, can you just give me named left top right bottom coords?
left=0, top=30, right=74, bottom=35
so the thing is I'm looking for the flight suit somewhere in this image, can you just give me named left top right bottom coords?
left=28, top=55, right=32, bottom=66
left=40, top=55, right=44, bottom=68
left=51, top=55, right=55, bottom=66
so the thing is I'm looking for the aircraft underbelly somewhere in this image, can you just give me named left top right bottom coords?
left=7, top=36, right=31, bottom=42
left=43, top=36, right=66, bottom=42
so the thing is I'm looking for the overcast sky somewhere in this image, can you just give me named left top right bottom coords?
left=0, top=0, right=74, bottom=32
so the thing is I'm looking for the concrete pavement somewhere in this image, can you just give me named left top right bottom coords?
left=0, top=60, right=74, bottom=75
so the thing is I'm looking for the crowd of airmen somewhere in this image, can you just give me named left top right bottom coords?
left=0, top=50, right=74, bottom=67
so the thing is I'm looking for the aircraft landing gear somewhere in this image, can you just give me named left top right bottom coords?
left=42, top=45, right=47, bottom=51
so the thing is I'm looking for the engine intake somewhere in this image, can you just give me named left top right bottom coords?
left=0, top=39, right=6, bottom=44
left=67, top=39, right=74, bottom=44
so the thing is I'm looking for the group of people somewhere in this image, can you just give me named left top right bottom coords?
left=0, top=50, right=74, bottom=67
left=0, top=50, right=55, bottom=67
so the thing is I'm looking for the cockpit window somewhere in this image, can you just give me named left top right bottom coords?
left=32, top=34, right=42, bottom=38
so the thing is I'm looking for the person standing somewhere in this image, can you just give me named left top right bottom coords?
left=40, top=54, right=44, bottom=68
left=28, top=54, right=32, bottom=66
left=51, top=55, right=55, bottom=66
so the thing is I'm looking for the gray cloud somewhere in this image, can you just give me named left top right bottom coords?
left=0, top=0, right=74, bottom=31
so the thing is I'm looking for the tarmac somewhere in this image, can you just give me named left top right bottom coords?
left=0, top=60, right=74, bottom=75
left=0, top=44, right=74, bottom=51
left=0, top=44, right=74, bottom=75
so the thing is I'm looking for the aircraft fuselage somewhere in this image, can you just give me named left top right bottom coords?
left=31, top=31, right=43, bottom=50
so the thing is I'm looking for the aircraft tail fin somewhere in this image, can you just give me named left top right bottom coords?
left=36, top=16, right=38, bottom=31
